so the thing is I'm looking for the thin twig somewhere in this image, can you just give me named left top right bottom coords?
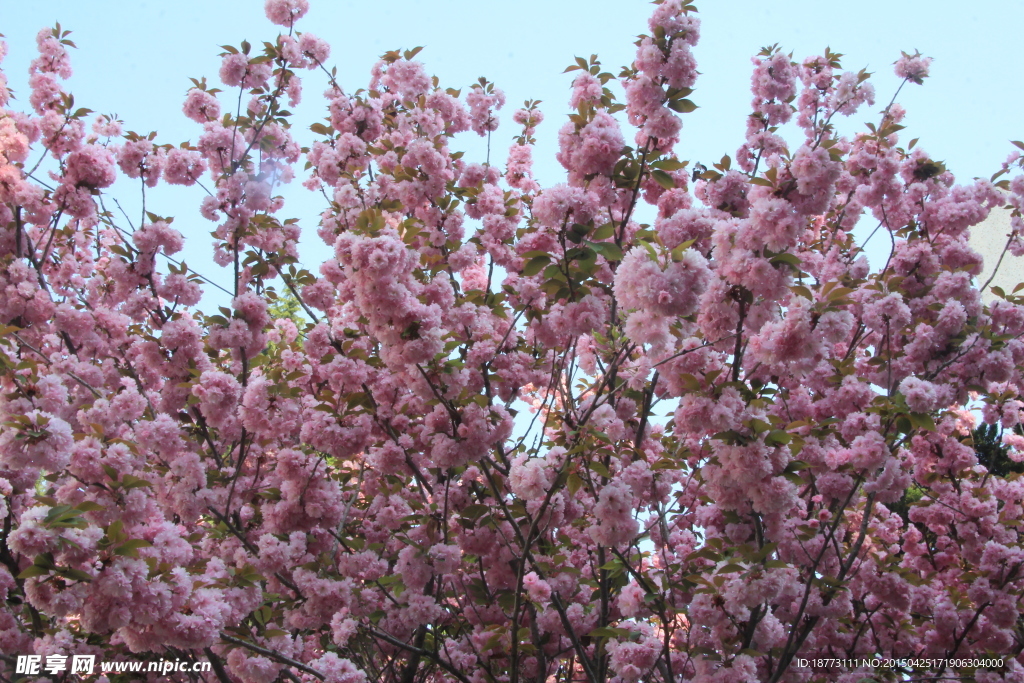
left=218, top=633, right=325, bottom=680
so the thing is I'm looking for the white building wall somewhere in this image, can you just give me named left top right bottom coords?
left=969, top=206, right=1023, bottom=304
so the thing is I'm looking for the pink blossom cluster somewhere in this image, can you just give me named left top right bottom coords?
left=620, top=0, right=700, bottom=154
left=1, top=4, right=1023, bottom=683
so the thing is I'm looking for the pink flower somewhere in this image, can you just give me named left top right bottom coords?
left=589, top=481, right=638, bottom=547
left=613, top=245, right=710, bottom=318
left=163, top=148, right=207, bottom=185
left=1, top=4, right=1021, bottom=676
left=219, top=54, right=271, bottom=90
left=862, top=292, right=912, bottom=332
left=298, top=32, right=330, bottom=66
left=523, top=572, right=552, bottom=603
left=648, top=1, right=700, bottom=42
left=132, top=220, right=184, bottom=256
left=509, top=455, right=553, bottom=502
left=532, top=184, right=599, bottom=228
left=789, top=144, right=840, bottom=215
left=91, top=114, right=123, bottom=138
left=617, top=583, right=647, bottom=618
left=31, top=28, right=72, bottom=79
left=506, top=143, right=537, bottom=191
left=569, top=72, right=603, bottom=109
left=895, top=51, right=931, bottom=84
left=750, top=51, right=797, bottom=104
left=557, top=111, right=624, bottom=178
left=192, top=370, right=241, bottom=429
left=381, top=60, right=431, bottom=100
left=182, top=88, right=221, bottom=123
left=606, top=623, right=661, bottom=682
left=466, top=84, right=505, bottom=136
left=0, top=410, right=73, bottom=471
left=663, top=40, right=698, bottom=89
left=116, top=139, right=164, bottom=186
left=898, top=376, right=942, bottom=413
left=29, top=71, right=64, bottom=114
left=64, top=145, right=116, bottom=189
left=0, top=116, right=30, bottom=163
left=265, top=0, right=309, bottom=26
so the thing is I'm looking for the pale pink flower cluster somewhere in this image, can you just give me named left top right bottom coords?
left=0, top=410, right=73, bottom=471
left=298, top=32, right=330, bottom=65
left=335, top=231, right=444, bottom=367
left=220, top=52, right=272, bottom=90
left=31, top=28, right=72, bottom=79
left=505, top=143, right=538, bottom=191
left=589, top=480, right=638, bottom=547
left=898, top=376, right=943, bottom=413
left=556, top=110, right=624, bottom=178
left=116, top=139, right=164, bottom=187
left=162, top=147, right=206, bottom=185
left=264, top=0, right=309, bottom=27
left=466, top=84, right=505, bottom=136
left=182, top=88, right=221, bottom=123
left=895, top=51, right=932, bottom=84
left=379, top=59, right=431, bottom=100
left=532, top=184, right=599, bottom=228
left=91, top=114, right=122, bottom=138
left=569, top=72, right=603, bottom=109
left=606, top=623, right=662, bottom=682
left=64, top=145, right=116, bottom=189
left=613, top=245, right=710, bottom=345
left=0, top=40, right=8, bottom=107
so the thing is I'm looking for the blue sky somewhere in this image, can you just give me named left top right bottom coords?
left=4, top=0, right=1022, bottom=297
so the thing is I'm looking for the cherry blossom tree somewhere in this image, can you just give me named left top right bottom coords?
left=2, top=0, right=1024, bottom=682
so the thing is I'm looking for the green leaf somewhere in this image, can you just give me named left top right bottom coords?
left=667, top=98, right=698, bottom=114
left=60, top=568, right=94, bottom=583
left=113, top=539, right=153, bottom=558
left=121, top=475, right=152, bottom=490
left=310, top=122, right=333, bottom=136
left=670, top=239, right=696, bottom=262
left=640, top=240, right=659, bottom=261
left=908, top=412, right=936, bottom=432
left=543, top=264, right=566, bottom=281
left=764, top=430, right=792, bottom=446
left=17, top=565, right=51, bottom=579
left=589, top=242, right=623, bottom=262
left=654, top=158, right=688, bottom=171
left=769, top=252, right=802, bottom=269
left=587, top=626, right=628, bottom=638
left=461, top=504, right=489, bottom=520
left=752, top=542, right=778, bottom=563
left=570, top=223, right=592, bottom=238
left=565, top=247, right=595, bottom=262
left=106, top=520, right=126, bottom=545
left=790, top=285, right=814, bottom=300
left=523, top=255, right=551, bottom=276
left=651, top=169, right=676, bottom=190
